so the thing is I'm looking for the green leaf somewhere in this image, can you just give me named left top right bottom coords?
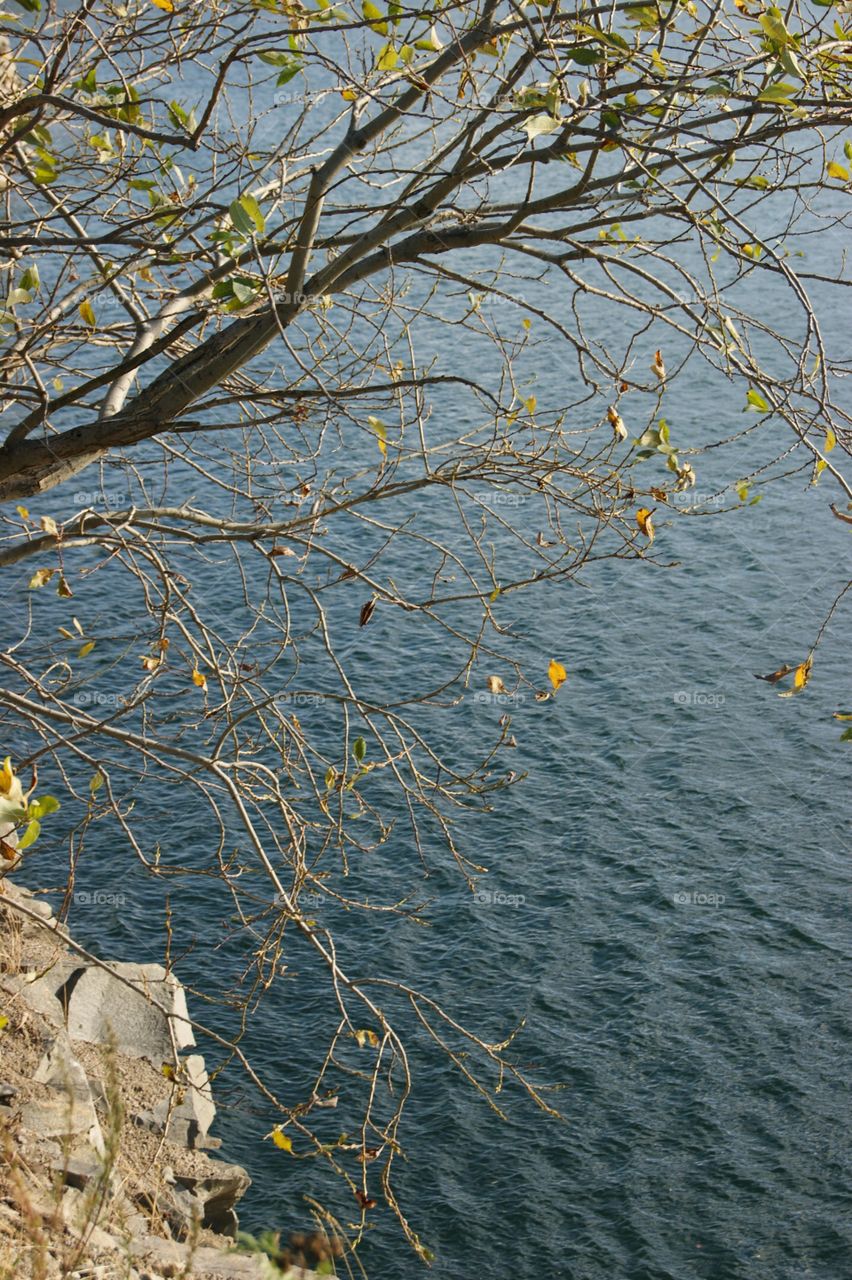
left=258, top=50, right=299, bottom=66
left=230, top=280, right=257, bottom=306
left=758, top=6, right=792, bottom=48
left=28, top=795, right=60, bottom=820
left=19, top=265, right=40, bottom=293
left=352, top=736, right=367, bottom=763
left=746, top=388, right=769, bottom=412
left=756, top=82, right=796, bottom=104
left=521, top=113, right=562, bottom=141
left=362, top=0, right=387, bottom=34
left=276, top=61, right=303, bottom=86
left=90, top=772, right=104, bottom=794
left=377, top=43, right=398, bottom=70
left=229, top=200, right=257, bottom=237
left=565, top=46, right=605, bottom=66
left=18, top=820, right=40, bottom=851
left=238, top=193, right=265, bottom=233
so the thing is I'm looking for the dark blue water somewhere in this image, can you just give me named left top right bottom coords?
left=3, top=66, right=851, bottom=1280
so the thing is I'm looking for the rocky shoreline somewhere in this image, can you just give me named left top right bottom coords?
left=0, top=880, right=320, bottom=1280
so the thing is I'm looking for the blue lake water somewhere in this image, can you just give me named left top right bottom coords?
left=3, top=74, right=851, bottom=1280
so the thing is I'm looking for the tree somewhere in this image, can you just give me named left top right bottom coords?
left=1, top=0, right=850, bottom=1262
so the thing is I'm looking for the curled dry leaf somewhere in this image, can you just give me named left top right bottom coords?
left=607, top=405, right=628, bottom=440
left=754, top=664, right=794, bottom=684
left=651, top=349, right=666, bottom=381
left=636, top=508, right=655, bottom=543
left=487, top=675, right=506, bottom=694
left=359, top=597, right=377, bottom=627
left=354, top=1028, right=380, bottom=1048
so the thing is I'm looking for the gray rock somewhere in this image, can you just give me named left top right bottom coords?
left=152, top=1053, right=216, bottom=1148
left=64, top=962, right=195, bottom=1063
left=60, top=1186, right=119, bottom=1251
left=49, top=1147, right=109, bottom=1191
left=162, top=1160, right=250, bottom=1239
left=31, top=1029, right=105, bottom=1154
left=130, top=1234, right=283, bottom=1279
left=2, top=953, right=80, bottom=1026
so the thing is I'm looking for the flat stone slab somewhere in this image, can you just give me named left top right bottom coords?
left=64, top=962, right=195, bottom=1063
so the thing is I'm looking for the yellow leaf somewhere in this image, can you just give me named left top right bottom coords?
left=368, top=415, right=387, bottom=457
left=794, top=659, right=812, bottom=689
left=548, top=659, right=567, bottom=692
left=362, top=0, right=387, bottom=34
left=524, top=395, right=537, bottom=414
left=78, top=299, right=96, bottom=328
left=779, top=658, right=812, bottom=697
left=340, top=86, right=358, bottom=101
left=827, top=161, right=849, bottom=182
left=636, top=507, right=655, bottom=543
left=78, top=640, right=96, bottom=657
left=270, top=1128, right=293, bottom=1152
left=0, top=758, right=14, bottom=795
left=29, top=568, right=56, bottom=590
left=90, top=772, right=104, bottom=793
left=192, top=669, right=207, bottom=690
left=354, top=1028, right=380, bottom=1048
left=522, top=318, right=531, bottom=331
left=140, top=654, right=160, bottom=672
left=150, top=0, right=175, bottom=9
left=825, top=427, right=837, bottom=453
left=16, top=506, right=29, bottom=520
left=377, top=43, right=398, bottom=70
left=0, top=1015, right=8, bottom=1031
